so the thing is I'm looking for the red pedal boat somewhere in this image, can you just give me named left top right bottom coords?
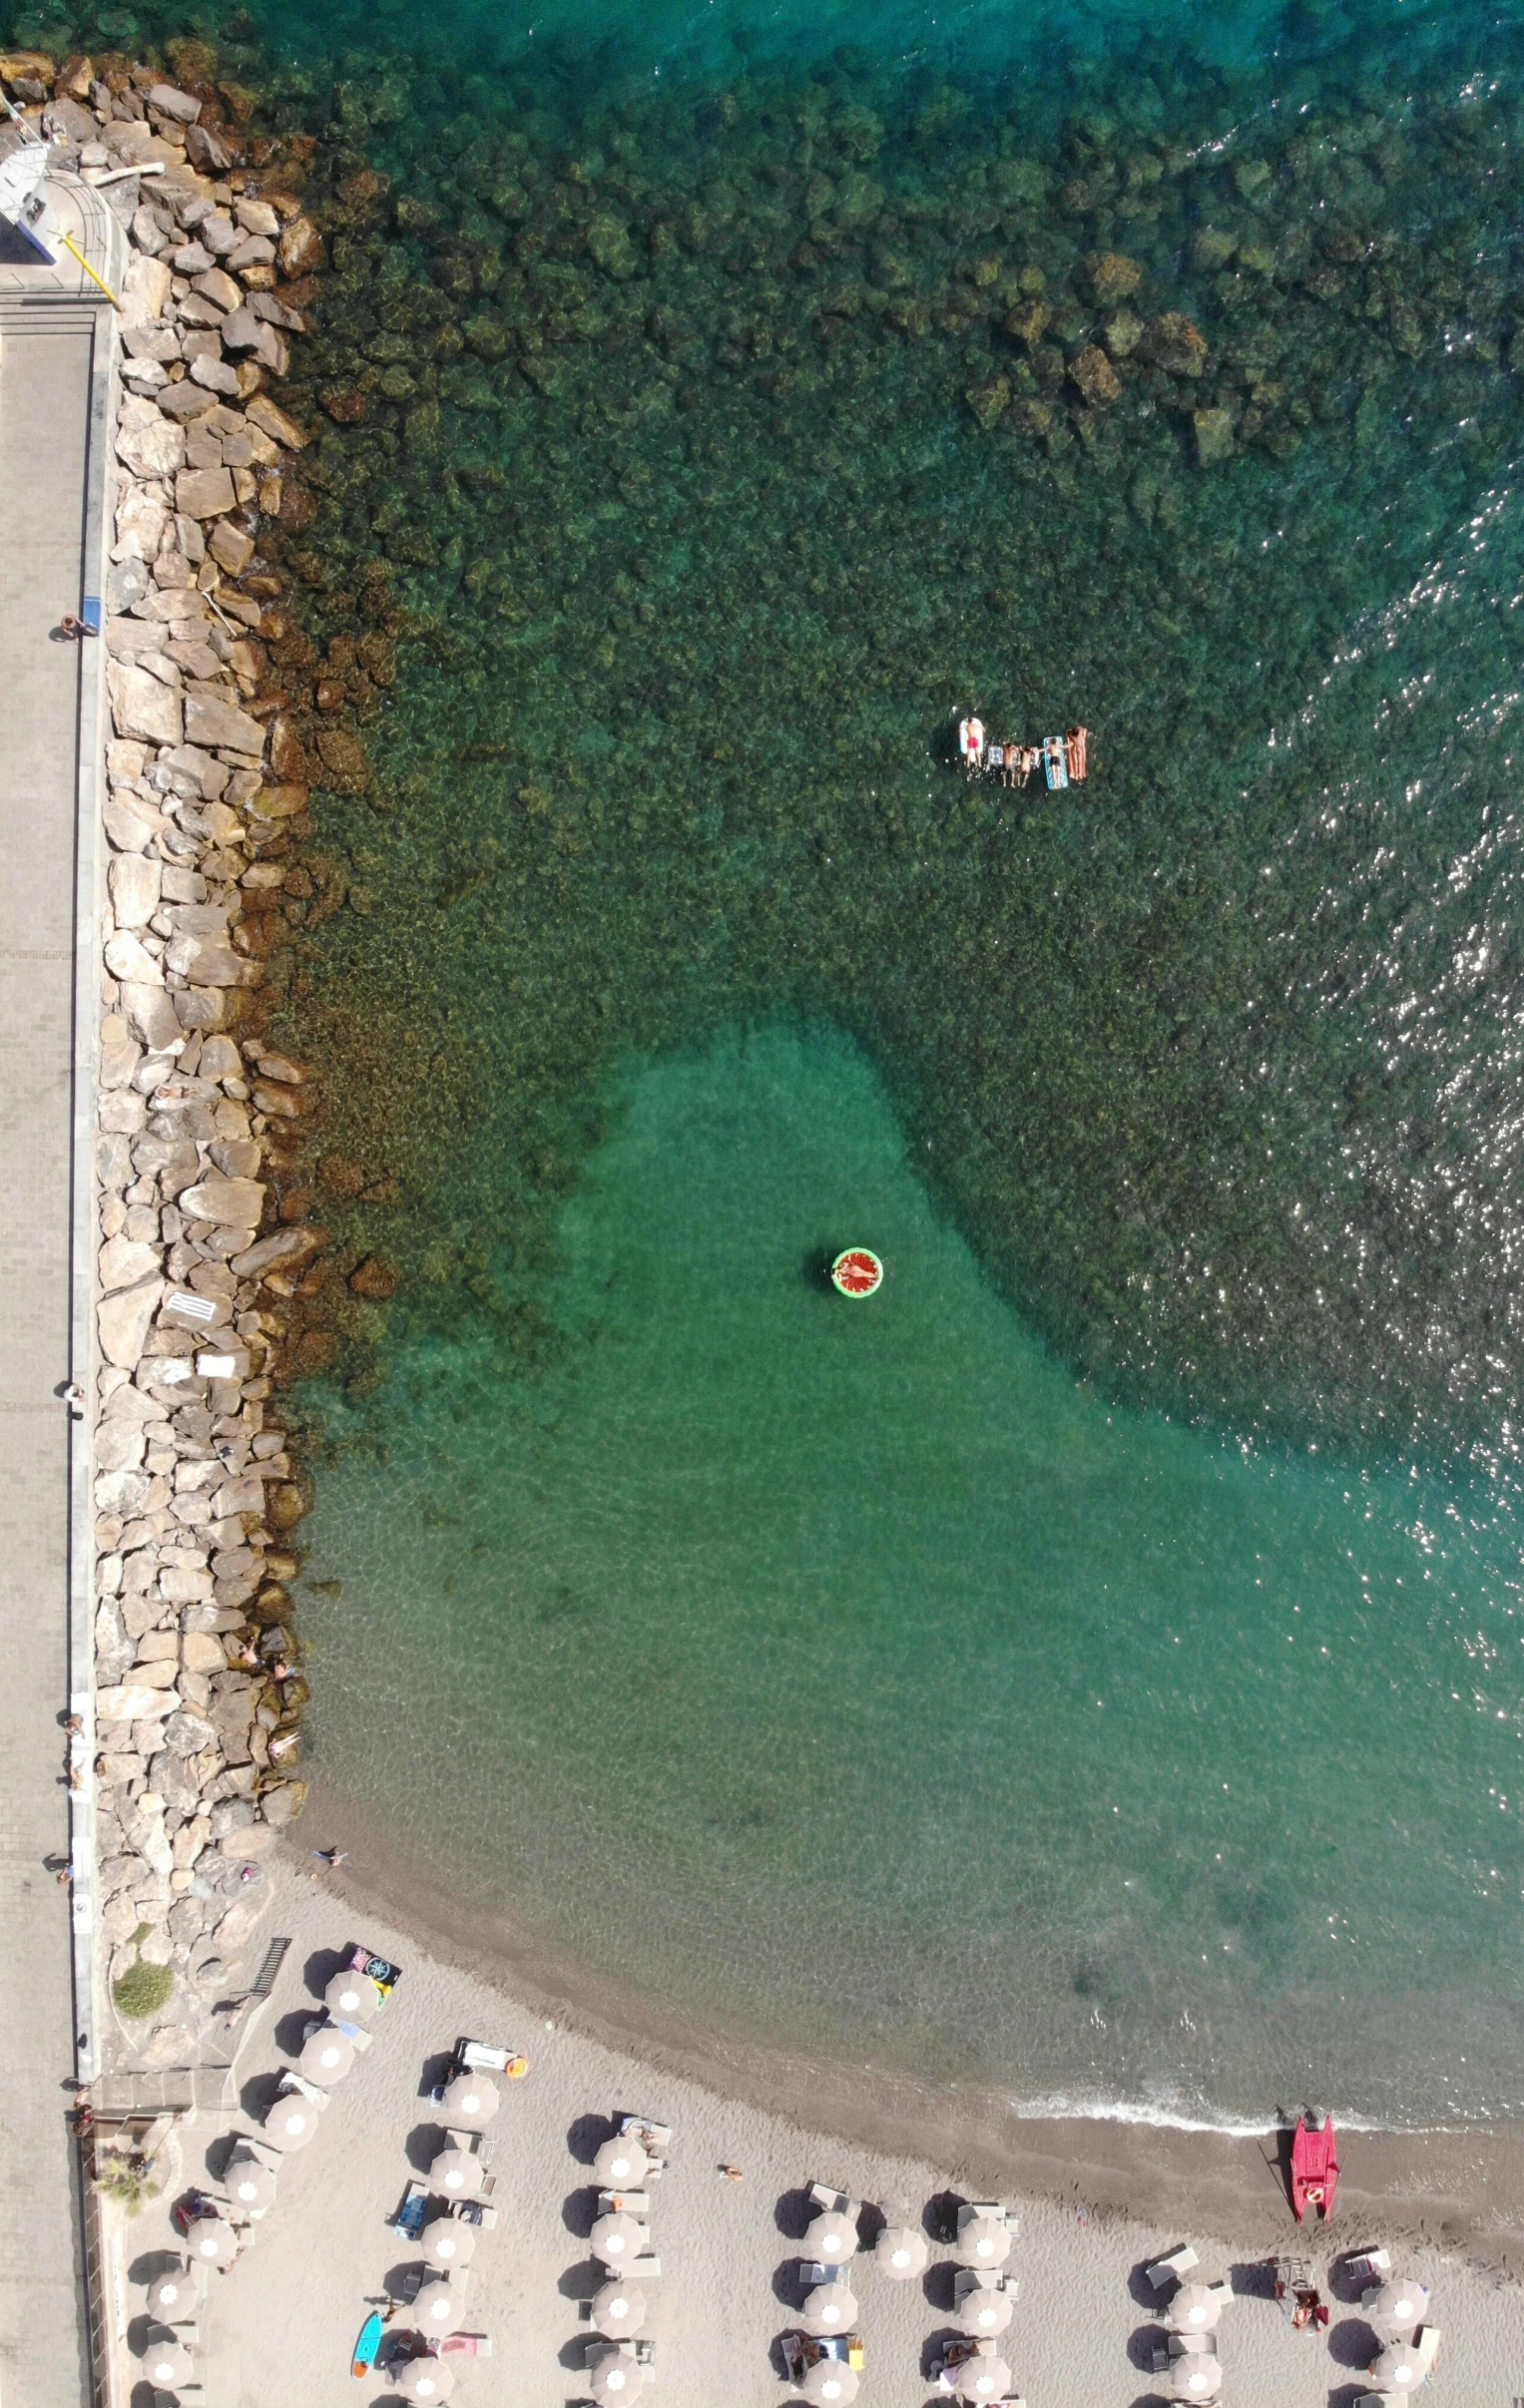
left=1289, top=2113, right=1339, bottom=2221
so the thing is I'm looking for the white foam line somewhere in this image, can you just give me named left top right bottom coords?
left=1007, top=2095, right=1469, bottom=2139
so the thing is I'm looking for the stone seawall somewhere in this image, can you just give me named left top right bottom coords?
left=55, top=45, right=329, bottom=2048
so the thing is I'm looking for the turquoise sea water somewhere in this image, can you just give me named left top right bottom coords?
left=34, top=0, right=1524, bottom=2116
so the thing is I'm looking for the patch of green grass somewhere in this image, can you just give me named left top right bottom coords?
left=112, top=1959, right=174, bottom=2021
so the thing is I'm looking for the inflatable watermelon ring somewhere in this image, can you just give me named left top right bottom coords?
left=830, top=1247, right=884, bottom=1298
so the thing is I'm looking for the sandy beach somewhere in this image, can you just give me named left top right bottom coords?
left=106, top=1849, right=1524, bottom=2408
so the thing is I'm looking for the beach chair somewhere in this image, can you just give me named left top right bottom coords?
left=391, top=2180, right=428, bottom=2239
left=623, top=2253, right=662, bottom=2279
left=452, top=2198, right=498, bottom=2231
left=619, top=2114, right=673, bottom=2175
left=435, top=2334, right=492, bottom=2358
left=598, top=2187, right=651, bottom=2217
left=1146, top=2244, right=1200, bottom=2291
left=1343, top=2245, right=1393, bottom=2284
left=952, top=2268, right=1020, bottom=2308
left=1415, top=2324, right=1441, bottom=2374
left=808, top=2180, right=863, bottom=2220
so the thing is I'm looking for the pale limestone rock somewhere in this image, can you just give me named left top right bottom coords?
left=116, top=409, right=187, bottom=480
left=122, top=251, right=172, bottom=324
left=97, top=1682, right=177, bottom=1722
left=95, top=1420, right=148, bottom=1473
left=104, top=791, right=171, bottom=852
left=109, top=851, right=162, bottom=929
left=119, top=982, right=183, bottom=1051
left=184, top=692, right=263, bottom=754
left=104, top=930, right=162, bottom=985
left=114, top=484, right=169, bottom=562
left=98, top=1274, right=165, bottom=1370
left=107, top=659, right=183, bottom=746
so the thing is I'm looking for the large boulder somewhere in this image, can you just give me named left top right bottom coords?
left=107, top=661, right=183, bottom=747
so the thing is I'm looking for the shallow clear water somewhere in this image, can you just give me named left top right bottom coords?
left=33, top=0, right=1524, bottom=2117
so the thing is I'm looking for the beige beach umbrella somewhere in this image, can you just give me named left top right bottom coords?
left=441, top=2072, right=500, bottom=2129
left=874, top=2223, right=928, bottom=2279
left=429, top=2146, right=483, bottom=2199
left=187, top=2215, right=239, bottom=2266
left=299, top=2026, right=355, bottom=2086
left=1168, top=2283, right=1224, bottom=2335
left=1371, top=2340, right=1427, bottom=2390
left=414, top=2274, right=465, bottom=2338
left=957, top=2286, right=1014, bottom=2338
left=590, top=2209, right=647, bottom=2266
left=263, top=2091, right=320, bottom=2150
left=954, top=2348, right=1013, bottom=2402
left=420, top=2214, right=477, bottom=2272
left=802, top=2280, right=859, bottom=2336
left=804, top=2208, right=858, bottom=2262
left=146, top=2263, right=202, bottom=2320
left=594, top=2132, right=649, bottom=2185
left=325, top=1968, right=381, bottom=2022
left=1367, top=2278, right=1431, bottom=2334
left=955, top=2214, right=1012, bottom=2270
left=225, top=2150, right=276, bottom=2213
left=590, top=2346, right=645, bottom=2403
left=141, top=2329, right=194, bottom=2386
left=1164, top=2355, right=1223, bottom=2403
left=800, top=2360, right=859, bottom=2406
left=396, top=2357, right=455, bottom=2403
left=592, top=2279, right=648, bottom=2337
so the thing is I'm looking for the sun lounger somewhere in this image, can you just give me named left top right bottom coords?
left=452, top=2198, right=497, bottom=2230
left=435, top=2334, right=492, bottom=2358
left=392, top=2181, right=428, bottom=2239
left=960, top=2200, right=1018, bottom=2237
left=622, top=2252, right=662, bottom=2279
left=1415, top=2325, right=1441, bottom=2373
left=808, top=2181, right=862, bottom=2219
left=1147, top=2244, right=1200, bottom=2291
left=280, top=2070, right=330, bottom=2109
left=444, top=2127, right=489, bottom=2158
left=620, top=2116, right=673, bottom=2149
left=598, top=2187, right=651, bottom=2216
left=952, top=2269, right=1018, bottom=2306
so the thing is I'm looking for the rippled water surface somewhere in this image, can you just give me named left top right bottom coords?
left=37, top=0, right=1524, bottom=2115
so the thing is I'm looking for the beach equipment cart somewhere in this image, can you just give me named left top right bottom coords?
left=591, top=2209, right=648, bottom=2266
left=591, top=2279, right=647, bottom=2337
left=801, top=2274, right=858, bottom=2335
left=1364, top=2276, right=1431, bottom=2336
left=440, top=2072, right=499, bottom=2128
left=874, top=2221, right=927, bottom=2278
left=326, top=1969, right=381, bottom=2022
left=421, top=2212, right=476, bottom=2271
left=300, top=2025, right=355, bottom=2086
left=955, top=2205, right=1013, bottom=2270
left=595, top=2132, right=650, bottom=2186
left=395, top=2356, right=454, bottom=2402
left=456, top=2037, right=530, bottom=2079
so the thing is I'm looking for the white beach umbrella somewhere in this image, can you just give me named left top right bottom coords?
left=594, top=2132, right=649, bottom=2185
left=592, top=2279, right=648, bottom=2337
left=590, top=2346, right=645, bottom=2403
left=146, top=2264, right=202, bottom=2319
left=1164, top=2354, right=1223, bottom=2402
left=1367, top=2278, right=1431, bottom=2334
left=187, top=2215, right=238, bottom=2265
left=954, top=2349, right=1013, bottom=2402
left=263, top=2092, right=320, bottom=2150
left=1168, top=2283, right=1224, bottom=2334
left=429, top=2147, right=483, bottom=2199
left=299, top=2027, right=355, bottom=2086
left=141, top=2329, right=194, bottom=2385
left=874, top=2223, right=928, bottom=2279
left=421, top=2214, right=477, bottom=2271
left=957, top=2285, right=1013, bottom=2337
left=414, top=2274, right=465, bottom=2337
left=396, top=2357, right=455, bottom=2403
left=804, top=2208, right=858, bottom=2262
left=441, top=2072, right=500, bottom=2128
left=590, top=2209, right=647, bottom=2265
left=325, top=1969, right=381, bottom=2022
left=802, top=2280, right=859, bottom=2336
left=225, top=2150, right=276, bottom=2212
left=800, top=2360, right=859, bottom=2406
left=955, top=2214, right=1012, bottom=2270
left=1371, top=2340, right=1427, bottom=2390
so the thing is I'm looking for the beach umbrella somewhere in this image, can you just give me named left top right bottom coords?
left=802, top=2280, right=859, bottom=2336
left=1168, top=2283, right=1225, bottom=2334
left=804, top=2209, right=858, bottom=2262
left=954, top=2350, right=1013, bottom=2402
left=1367, top=2278, right=1431, bottom=2334
left=592, top=2280, right=648, bottom=2337
left=590, top=2348, right=645, bottom=2403
left=325, top=1969, right=381, bottom=2022
left=146, top=2264, right=201, bottom=2319
left=224, top=2150, right=276, bottom=2213
left=187, top=2216, right=238, bottom=2266
left=957, top=2286, right=1013, bottom=2338
left=421, top=2214, right=477, bottom=2271
left=429, top=2147, right=483, bottom=2199
left=800, top=2361, right=859, bottom=2405
left=263, top=2092, right=319, bottom=2150
left=414, top=2274, right=465, bottom=2337
left=874, top=2223, right=928, bottom=2279
left=590, top=2210, right=647, bottom=2265
left=594, top=2132, right=649, bottom=2186
left=396, top=2358, right=455, bottom=2404
left=299, top=2027, right=355, bottom=2086
left=142, top=2329, right=193, bottom=2385
left=955, top=2214, right=1012, bottom=2270
left=1164, top=2355, right=1223, bottom=2403
left=1371, top=2340, right=1426, bottom=2390
left=441, top=2072, right=500, bottom=2129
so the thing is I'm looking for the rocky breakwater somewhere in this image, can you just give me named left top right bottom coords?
left=72, top=49, right=333, bottom=2041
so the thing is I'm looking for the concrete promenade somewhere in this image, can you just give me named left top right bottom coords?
left=0, top=187, right=118, bottom=2408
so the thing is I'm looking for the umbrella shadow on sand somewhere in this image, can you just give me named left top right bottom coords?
left=1327, top=2316, right=1379, bottom=2368
left=127, top=2247, right=183, bottom=2288
left=417, top=2050, right=455, bottom=2100
left=771, top=2257, right=808, bottom=2310
left=562, top=2185, right=600, bottom=2241
left=569, top=2112, right=619, bottom=2165
left=272, top=2005, right=316, bottom=2058
left=920, top=2328, right=966, bottom=2383
left=1126, top=2256, right=1163, bottom=2308
left=404, top=2123, right=448, bottom=2175
left=202, top=2132, right=246, bottom=2186
left=1125, top=2323, right=1167, bottom=2371
left=557, top=2259, right=605, bottom=2304
left=300, top=1944, right=353, bottom=2001
left=237, top=2067, right=288, bottom=2125
left=773, top=2185, right=816, bottom=2241
left=921, top=2260, right=959, bottom=2316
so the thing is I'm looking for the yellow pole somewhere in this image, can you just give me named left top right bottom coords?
left=56, top=229, right=121, bottom=309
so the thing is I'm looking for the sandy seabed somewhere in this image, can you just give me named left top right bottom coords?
left=117, top=1831, right=1524, bottom=2408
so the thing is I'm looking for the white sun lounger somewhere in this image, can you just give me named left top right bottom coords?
left=1343, top=2246, right=1392, bottom=2284
left=598, top=2187, right=651, bottom=2216
left=1147, top=2244, right=1200, bottom=2290
left=808, top=2180, right=862, bottom=2220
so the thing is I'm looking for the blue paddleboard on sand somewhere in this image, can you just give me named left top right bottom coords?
left=352, top=2311, right=384, bottom=2377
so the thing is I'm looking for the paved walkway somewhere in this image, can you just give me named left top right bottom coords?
left=0, top=184, right=119, bottom=2408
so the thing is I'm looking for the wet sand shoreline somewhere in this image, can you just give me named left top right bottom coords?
left=292, top=1774, right=1524, bottom=2283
